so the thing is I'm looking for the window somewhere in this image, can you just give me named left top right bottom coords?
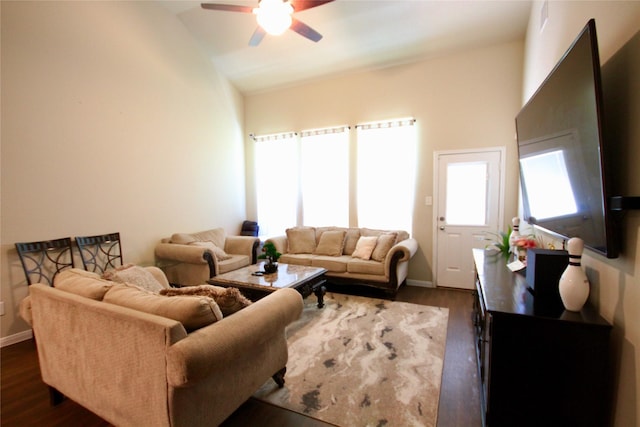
left=357, top=119, right=416, bottom=232
left=253, top=119, right=416, bottom=236
left=300, top=127, right=349, bottom=227
left=254, top=133, right=298, bottom=237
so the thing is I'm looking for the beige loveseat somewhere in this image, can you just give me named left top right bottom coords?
left=154, top=227, right=260, bottom=286
left=266, top=226, right=418, bottom=296
left=25, top=267, right=303, bottom=427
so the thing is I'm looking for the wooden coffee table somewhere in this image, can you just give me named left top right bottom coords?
left=207, top=262, right=327, bottom=308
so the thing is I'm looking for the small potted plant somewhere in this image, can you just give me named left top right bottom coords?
left=258, top=242, right=281, bottom=274
left=484, top=226, right=512, bottom=259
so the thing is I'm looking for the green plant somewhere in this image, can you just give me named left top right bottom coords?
left=484, top=226, right=512, bottom=258
left=258, top=242, right=281, bottom=263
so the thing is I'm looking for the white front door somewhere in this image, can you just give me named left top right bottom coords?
left=434, top=149, right=504, bottom=289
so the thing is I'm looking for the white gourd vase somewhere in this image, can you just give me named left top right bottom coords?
left=509, top=217, right=521, bottom=260
left=558, top=237, right=590, bottom=312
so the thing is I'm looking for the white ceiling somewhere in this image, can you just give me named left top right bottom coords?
left=161, top=0, right=532, bottom=94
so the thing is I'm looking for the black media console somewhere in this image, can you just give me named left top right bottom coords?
left=472, top=249, right=612, bottom=426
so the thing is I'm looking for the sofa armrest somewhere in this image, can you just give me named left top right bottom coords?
left=224, top=236, right=260, bottom=263
left=386, top=238, right=418, bottom=264
left=265, top=235, right=288, bottom=255
left=166, top=288, right=303, bottom=387
left=155, top=243, right=211, bottom=265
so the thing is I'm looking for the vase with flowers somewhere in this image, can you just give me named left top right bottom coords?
left=258, top=242, right=281, bottom=274
left=512, top=236, right=539, bottom=263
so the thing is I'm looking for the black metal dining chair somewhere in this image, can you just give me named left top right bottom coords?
left=75, top=232, right=123, bottom=274
left=15, top=237, right=75, bottom=286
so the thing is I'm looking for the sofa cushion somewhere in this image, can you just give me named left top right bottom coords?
left=352, top=236, right=378, bottom=260
left=160, top=285, right=252, bottom=317
left=189, top=241, right=232, bottom=261
left=311, top=255, right=350, bottom=273
left=54, top=268, right=114, bottom=301
left=217, top=254, right=251, bottom=274
left=313, top=230, right=346, bottom=256
left=371, top=233, right=398, bottom=262
left=347, top=258, right=385, bottom=275
left=279, top=253, right=313, bottom=266
left=286, top=227, right=317, bottom=254
left=104, top=283, right=223, bottom=332
left=103, top=264, right=167, bottom=293
left=342, top=228, right=361, bottom=255
left=361, top=228, right=409, bottom=244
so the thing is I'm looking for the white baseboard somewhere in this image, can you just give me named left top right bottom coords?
left=1, top=329, right=33, bottom=348
left=406, top=279, right=434, bottom=288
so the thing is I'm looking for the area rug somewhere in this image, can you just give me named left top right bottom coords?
left=253, top=292, right=449, bottom=427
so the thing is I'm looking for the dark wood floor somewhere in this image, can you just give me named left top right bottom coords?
left=0, top=285, right=482, bottom=427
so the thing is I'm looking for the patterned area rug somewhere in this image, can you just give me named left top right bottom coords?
left=253, top=292, right=449, bottom=427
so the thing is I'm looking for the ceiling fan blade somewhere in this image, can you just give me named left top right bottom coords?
left=249, top=26, right=267, bottom=46
left=290, top=18, right=322, bottom=42
left=291, top=0, right=334, bottom=12
left=201, top=3, right=254, bottom=13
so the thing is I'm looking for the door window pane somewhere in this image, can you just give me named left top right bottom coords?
left=446, top=162, right=487, bottom=225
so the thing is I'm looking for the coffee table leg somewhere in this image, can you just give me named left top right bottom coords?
left=314, top=284, right=326, bottom=308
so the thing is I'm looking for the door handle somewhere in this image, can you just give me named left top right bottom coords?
left=439, top=226, right=445, bottom=231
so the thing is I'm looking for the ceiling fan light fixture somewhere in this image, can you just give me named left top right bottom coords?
left=254, top=0, right=293, bottom=36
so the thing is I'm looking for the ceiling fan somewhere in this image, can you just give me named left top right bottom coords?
left=201, top=0, right=334, bottom=46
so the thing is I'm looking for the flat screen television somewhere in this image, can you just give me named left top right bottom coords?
left=516, top=19, right=618, bottom=258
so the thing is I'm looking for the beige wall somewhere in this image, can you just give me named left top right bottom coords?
left=522, top=2, right=640, bottom=425
left=0, top=1, right=246, bottom=340
left=244, top=40, right=525, bottom=284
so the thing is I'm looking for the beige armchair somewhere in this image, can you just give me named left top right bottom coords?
left=155, top=228, right=259, bottom=286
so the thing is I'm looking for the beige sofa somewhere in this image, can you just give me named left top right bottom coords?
left=154, top=227, right=260, bottom=286
left=266, top=226, right=418, bottom=296
left=26, top=268, right=303, bottom=427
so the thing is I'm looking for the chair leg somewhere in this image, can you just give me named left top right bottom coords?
left=49, top=386, right=65, bottom=406
left=272, top=367, right=286, bottom=388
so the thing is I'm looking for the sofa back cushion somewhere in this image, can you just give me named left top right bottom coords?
left=104, top=283, right=223, bottom=332
left=191, top=228, right=226, bottom=249
left=170, top=233, right=197, bottom=245
left=103, top=264, right=169, bottom=293
left=54, top=268, right=114, bottom=301
left=169, top=228, right=227, bottom=250
left=286, top=227, right=317, bottom=254
left=314, top=230, right=346, bottom=256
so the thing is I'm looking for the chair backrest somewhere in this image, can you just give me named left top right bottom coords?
left=240, top=220, right=259, bottom=237
left=75, top=232, right=123, bottom=274
left=15, top=237, right=75, bottom=286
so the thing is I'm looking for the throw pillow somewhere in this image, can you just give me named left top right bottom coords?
left=313, top=230, right=346, bottom=256
left=103, top=264, right=166, bottom=293
left=54, top=268, right=114, bottom=301
left=371, top=232, right=398, bottom=262
left=286, top=227, right=317, bottom=254
left=189, top=241, right=232, bottom=261
left=351, top=236, right=378, bottom=260
left=104, top=283, right=222, bottom=332
left=160, top=285, right=252, bottom=317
